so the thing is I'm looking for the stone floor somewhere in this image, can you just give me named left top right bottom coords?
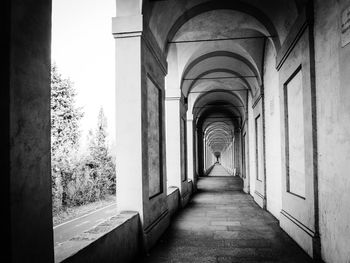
left=209, top=163, right=232, bottom=176
left=139, top=172, right=313, bottom=263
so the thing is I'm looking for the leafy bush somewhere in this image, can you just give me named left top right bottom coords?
left=51, top=65, right=116, bottom=215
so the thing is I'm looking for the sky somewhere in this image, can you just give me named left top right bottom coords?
left=52, top=0, right=116, bottom=153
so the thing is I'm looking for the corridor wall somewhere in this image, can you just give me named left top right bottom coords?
left=315, top=0, right=350, bottom=262
left=263, top=39, right=283, bottom=220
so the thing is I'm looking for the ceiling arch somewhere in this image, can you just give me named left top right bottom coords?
left=162, top=0, right=281, bottom=54
left=181, top=51, right=261, bottom=96
left=145, top=0, right=301, bottom=51
left=193, top=92, right=246, bottom=136
left=193, top=91, right=245, bottom=117
left=187, top=68, right=253, bottom=97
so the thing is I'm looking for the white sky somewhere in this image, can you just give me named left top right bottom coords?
left=52, top=0, right=116, bottom=153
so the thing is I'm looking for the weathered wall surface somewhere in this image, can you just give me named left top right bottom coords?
left=147, top=76, right=162, bottom=197
left=248, top=95, right=256, bottom=196
left=315, top=0, right=350, bottom=262
left=167, top=187, right=180, bottom=217
left=9, top=0, right=54, bottom=262
left=263, top=40, right=282, bottom=219
left=141, top=29, right=170, bottom=249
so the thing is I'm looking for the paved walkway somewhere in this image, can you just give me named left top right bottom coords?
left=53, top=203, right=117, bottom=246
left=140, top=176, right=312, bottom=263
left=209, top=163, right=232, bottom=176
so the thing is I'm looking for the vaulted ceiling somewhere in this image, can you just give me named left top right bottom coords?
left=139, top=0, right=306, bottom=154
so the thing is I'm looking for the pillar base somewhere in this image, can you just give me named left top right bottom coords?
left=254, top=190, right=265, bottom=208
left=143, top=210, right=170, bottom=250
left=280, top=210, right=319, bottom=258
left=181, top=188, right=191, bottom=207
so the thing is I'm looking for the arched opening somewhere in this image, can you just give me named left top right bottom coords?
left=192, top=91, right=245, bottom=179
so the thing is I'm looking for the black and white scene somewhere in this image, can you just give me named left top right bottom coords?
left=4, top=0, right=350, bottom=262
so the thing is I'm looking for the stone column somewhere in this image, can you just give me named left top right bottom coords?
left=5, top=1, right=54, bottom=262
left=234, top=130, right=242, bottom=176
left=232, top=139, right=235, bottom=174
left=112, top=14, right=169, bottom=249
left=165, top=89, right=189, bottom=205
left=204, top=139, right=207, bottom=169
left=186, top=117, right=197, bottom=190
left=197, top=129, right=204, bottom=176
left=194, top=127, right=199, bottom=178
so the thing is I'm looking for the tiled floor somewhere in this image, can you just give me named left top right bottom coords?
left=139, top=173, right=313, bottom=263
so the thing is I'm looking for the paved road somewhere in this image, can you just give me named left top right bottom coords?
left=54, top=203, right=117, bottom=246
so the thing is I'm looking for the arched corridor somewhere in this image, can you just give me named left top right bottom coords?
left=5, top=0, right=350, bottom=262
left=140, top=176, right=311, bottom=263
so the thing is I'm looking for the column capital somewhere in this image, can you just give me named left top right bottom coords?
left=165, top=89, right=182, bottom=100
left=112, top=14, right=143, bottom=38
left=112, top=15, right=168, bottom=75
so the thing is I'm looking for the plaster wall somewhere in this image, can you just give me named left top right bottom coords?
left=235, top=131, right=243, bottom=177
left=248, top=95, right=256, bottom=196
left=180, top=116, right=187, bottom=182
left=253, top=98, right=265, bottom=208
left=278, top=25, right=316, bottom=257
left=165, top=98, right=182, bottom=189
left=221, top=142, right=234, bottom=174
left=263, top=40, right=282, bottom=219
left=147, top=77, right=162, bottom=197
left=141, top=37, right=170, bottom=247
left=186, top=116, right=196, bottom=187
left=167, top=187, right=180, bottom=218
left=115, top=0, right=141, bottom=17
left=314, top=0, right=350, bottom=262
left=242, top=127, right=249, bottom=193
left=9, top=0, right=54, bottom=261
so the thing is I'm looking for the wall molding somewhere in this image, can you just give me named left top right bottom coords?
left=144, top=209, right=169, bottom=234
left=147, top=74, right=164, bottom=200
left=254, top=190, right=265, bottom=208
left=252, top=93, right=262, bottom=109
left=280, top=209, right=315, bottom=237
left=143, top=26, right=168, bottom=75
left=254, top=190, right=265, bottom=199
left=276, top=8, right=308, bottom=71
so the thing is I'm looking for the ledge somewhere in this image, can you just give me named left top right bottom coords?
left=167, top=186, right=180, bottom=217
left=55, top=211, right=140, bottom=263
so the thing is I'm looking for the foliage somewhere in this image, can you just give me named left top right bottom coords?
left=51, top=65, right=116, bottom=215
left=86, top=108, right=116, bottom=197
left=51, top=64, right=83, bottom=212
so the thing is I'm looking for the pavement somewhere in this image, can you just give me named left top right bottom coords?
left=139, top=169, right=312, bottom=263
left=209, top=163, right=232, bottom=176
left=53, top=203, right=117, bottom=246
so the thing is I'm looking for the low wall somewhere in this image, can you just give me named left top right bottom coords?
left=56, top=212, right=141, bottom=263
left=167, top=181, right=193, bottom=215
left=56, top=185, right=194, bottom=263
left=167, top=187, right=180, bottom=218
